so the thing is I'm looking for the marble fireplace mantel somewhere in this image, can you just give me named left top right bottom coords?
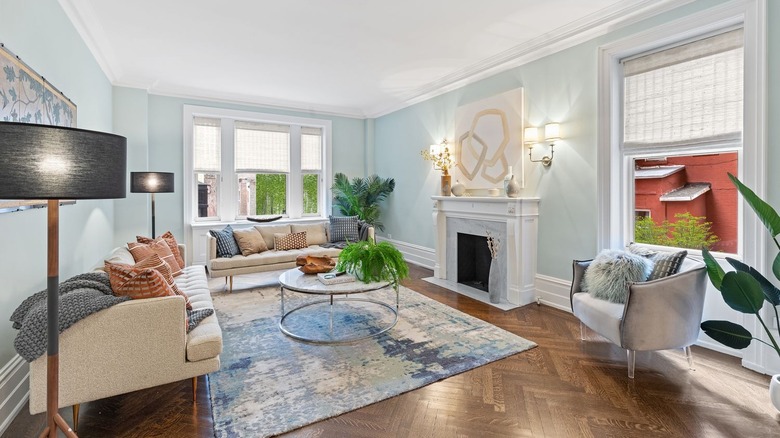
left=427, top=196, right=539, bottom=309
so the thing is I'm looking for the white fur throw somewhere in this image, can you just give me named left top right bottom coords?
left=582, top=249, right=653, bottom=304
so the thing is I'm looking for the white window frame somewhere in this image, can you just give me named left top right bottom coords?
left=183, top=105, right=332, bottom=224
left=597, top=0, right=768, bottom=370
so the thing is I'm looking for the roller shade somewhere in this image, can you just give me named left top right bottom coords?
left=235, top=121, right=290, bottom=172
left=301, top=126, right=322, bottom=171
left=193, top=117, right=221, bottom=172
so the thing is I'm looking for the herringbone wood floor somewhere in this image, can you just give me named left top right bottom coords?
left=4, top=265, right=778, bottom=437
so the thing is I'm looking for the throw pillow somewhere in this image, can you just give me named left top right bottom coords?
left=187, top=308, right=214, bottom=333
left=105, top=263, right=175, bottom=300
left=128, top=239, right=182, bottom=277
left=274, top=231, right=308, bottom=251
left=106, top=255, right=191, bottom=309
left=329, top=215, right=360, bottom=242
left=583, top=249, right=653, bottom=304
left=232, top=228, right=268, bottom=256
left=291, top=223, right=328, bottom=246
left=137, top=231, right=185, bottom=270
left=627, top=243, right=688, bottom=280
left=210, top=225, right=241, bottom=258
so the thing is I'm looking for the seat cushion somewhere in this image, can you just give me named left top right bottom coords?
left=291, top=223, right=328, bottom=245
left=572, top=292, right=625, bottom=347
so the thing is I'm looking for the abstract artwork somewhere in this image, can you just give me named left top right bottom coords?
left=0, top=43, right=77, bottom=213
left=453, top=88, right=524, bottom=187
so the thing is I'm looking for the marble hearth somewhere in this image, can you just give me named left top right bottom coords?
left=424, top=196, right=539, bottom=310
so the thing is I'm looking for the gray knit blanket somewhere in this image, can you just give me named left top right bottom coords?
left=10, top=272, right=130, bottom=362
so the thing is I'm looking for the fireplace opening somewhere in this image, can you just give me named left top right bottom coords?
left=457, top=233, right=492, bottom=292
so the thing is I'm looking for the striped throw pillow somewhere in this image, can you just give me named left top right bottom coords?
left=133, top=254, right=191, bottom=310
left=137, top=231, right=185, bottom=270
left=105, top=263, right=175, bottom=300
left=128, top=239, right=182, bottom=277
left=329, top=215, right=360, bottom=242
left=274, top=231, right=308, bottom=251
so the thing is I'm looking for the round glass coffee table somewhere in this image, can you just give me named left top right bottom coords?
left=278, top=268, right=399, bottom=344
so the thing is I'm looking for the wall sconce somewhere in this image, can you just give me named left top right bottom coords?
left=526, top=123, right=560, bottom=167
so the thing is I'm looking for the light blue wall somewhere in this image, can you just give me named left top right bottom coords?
left=0, top=0, right=114, bottom=365
left=374, top=0, right=755, bottom=280
left=110, top=92, right=368, bottom=242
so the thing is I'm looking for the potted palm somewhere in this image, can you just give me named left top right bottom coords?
left=331, top=173, right=395, bottom=231
left=700, top=173, right=780, bottom=410
left=336, top=240, right=409, bottom=287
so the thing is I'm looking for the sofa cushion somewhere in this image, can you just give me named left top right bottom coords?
left=209, top=249, right=305, bottom=270
left=210, top=225, right=241, bottom=258
left=186, top=314, right=222, bottom=361
left=329, top=215, right=360, bottom=242
left=233, top=227, right=268, bottom=256
left=573, top=292, right=625, bottom=347
left=255, top=224, right=292, bottom=250
left=100, top=246, right=135, bottom=269
left=274, top=231, right=308, bottom=250
left=137, top=231, right=185, bottom=270
left=128, top=239, right=182, bottom=277
left=291, top=223, right=328, bottom=245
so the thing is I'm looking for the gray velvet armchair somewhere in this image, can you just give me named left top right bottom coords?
left=570, top=257, right=707, bottom=378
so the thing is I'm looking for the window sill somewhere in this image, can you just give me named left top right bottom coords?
left=190, top=216, right=328, bottom=229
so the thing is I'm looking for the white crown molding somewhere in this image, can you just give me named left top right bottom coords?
left=365, top=0, right=694, bottom=118
left=58, top=0, right=122, bottom=82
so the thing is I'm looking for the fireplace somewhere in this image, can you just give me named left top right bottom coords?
left=457, top=233, right=491, bottom=292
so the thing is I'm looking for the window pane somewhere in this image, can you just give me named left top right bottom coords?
left=302, top=173, right=319, bottom=215
left=195, top=172, right=219, bottom=218
left=193, top=118, right=221, bottom=172
left=633, top=153, right=738, bottom=253
left=301, top=127, right=322, bottom=171
left=237, top=173, right=287, bottom=216
left=235, top=121, right=290, bottom=172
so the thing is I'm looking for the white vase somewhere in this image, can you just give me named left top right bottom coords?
left=488, top=259, right=500, bottom=304
left=451, top=180, right=466, bottom=197
left=771, top=374, right=780, bottom=411
left=505, top=174, right=521, bottom=198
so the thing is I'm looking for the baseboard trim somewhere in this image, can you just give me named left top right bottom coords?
left=376, top=236, right=435, bottom=269
left=0, top=354, right=29, bottom=436
left=534, top=274, right=572, bottom=312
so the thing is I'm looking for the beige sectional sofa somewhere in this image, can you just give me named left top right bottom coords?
left=28, top=245, right=222, bottom=426
left=207, top=221, right=366, bottom=292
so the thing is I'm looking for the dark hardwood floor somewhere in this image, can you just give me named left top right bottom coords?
left=4, top=265, right=778, bottom=437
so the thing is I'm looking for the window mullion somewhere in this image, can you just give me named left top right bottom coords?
left=289, top=125, right=302, bottom=218
left=221, top=118, right=236, bottom=222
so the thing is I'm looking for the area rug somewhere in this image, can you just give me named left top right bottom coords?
left=208, top=284, right=536, bottom=437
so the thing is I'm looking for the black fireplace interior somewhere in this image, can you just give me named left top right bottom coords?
left=457, top=233, right=492, bottom=292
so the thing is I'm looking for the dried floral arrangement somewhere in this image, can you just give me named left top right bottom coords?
left=486, top=231, right=501, bottom=259
left=420, top=142, right=455, bottom=175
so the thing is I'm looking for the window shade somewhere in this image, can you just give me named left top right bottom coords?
left=193, top=117, right=221, bottom=172
left=301, top=126, right=322, bottom=171
left=622, top=28, right=743, bottom=148
left=235, top=121, right=290, bottom=172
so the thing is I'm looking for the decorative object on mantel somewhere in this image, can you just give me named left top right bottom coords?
left=421, top=139, right=455, bottom=196
left=451, top=180, right=466, bottom=197
left=247, top=215, right=283, bottom=223
left=0, top=122, right=127, bottom=438
left=526, top=123, right=561, bottom=167
left=454, top=88, right=524, bottom=187
left=503, top=166, right=521, bottom=197
left=487, top=188, right=499, bottom=197
left=699, top=173, right=780, bottom=411
left=486, top=231, right=501, bottom=304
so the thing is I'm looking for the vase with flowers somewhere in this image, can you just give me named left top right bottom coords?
left=486, top=231, right=501, bottom=303
left=421, top=140, right=455, bottom=196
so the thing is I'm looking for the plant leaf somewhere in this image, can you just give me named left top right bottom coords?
left=702, top=248, right=725, bottom=291
left=720, top=271, right=765, bottom=314
left=727, top=257, right=780, bottom=306
left=774, top=252, right=780, bottom=285
left=729, top=173, right=780, bottom=237
left=700, top=320, right=753, bottom=349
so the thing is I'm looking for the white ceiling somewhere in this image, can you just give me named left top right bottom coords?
left=59, top=0, right=680, bottom=117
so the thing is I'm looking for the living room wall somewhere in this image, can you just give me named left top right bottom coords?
left=0, top=0, right=115, bottom=368
left=374, top=0, right=778, bottom=283
left=112, top=91, right=369, bottom=246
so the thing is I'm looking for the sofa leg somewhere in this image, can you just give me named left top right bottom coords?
left=72, top=404, right=79, bottom=432
left=192, top=376, right=198, bottom=402
left=627, top=350, right=636, bottom=379
left=229, top=276, right=233, bottom=293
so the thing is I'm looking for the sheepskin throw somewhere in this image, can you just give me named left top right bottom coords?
left=583, top=249, right=653, bottom=303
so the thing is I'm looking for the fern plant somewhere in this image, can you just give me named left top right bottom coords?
left=336, top=240, right=409, bottom=286
left=331, top=173, right=395, bottom=231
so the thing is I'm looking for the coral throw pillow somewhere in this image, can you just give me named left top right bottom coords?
left=137, top=231, right=185, bottom=270
left=128, top=238, right=182, bottom=277
left=105, top=262, right=175, bottom=301
left=106, top=254, right=191, bottom=309
left=274, top=231, right=308, bottom=251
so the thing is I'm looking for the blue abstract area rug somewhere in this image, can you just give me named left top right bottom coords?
left=208, top=284, right=536, bottom=437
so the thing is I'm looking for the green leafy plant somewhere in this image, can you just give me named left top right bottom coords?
left=700, top=173, right=780, bottom=359
left=634, top=212, right=719, bottom=250
left=331, top=173, right=395, bottom=231
left=336, top=240, right=409, bottom=286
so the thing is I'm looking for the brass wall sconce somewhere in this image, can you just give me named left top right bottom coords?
left=525, top=123, right=560, bottom=167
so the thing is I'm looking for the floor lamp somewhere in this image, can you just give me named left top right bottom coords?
left=0, top=122, right=127, bottom=438
left=130, top=172, right=174, bottom=238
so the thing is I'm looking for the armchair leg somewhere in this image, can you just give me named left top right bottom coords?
left=192, top=376, right=198, bottom=402
left=580, top=322, right=586, bottom=341
left=72, top=404, right=79, bottom=432
left=627, top=350, right=636, bottom=379
left=684, top=346, right=694, bottom=370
